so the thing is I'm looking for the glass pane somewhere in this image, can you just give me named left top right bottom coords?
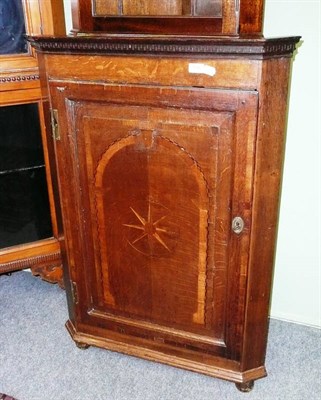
left=122, top=0, right=185, bottom=15
left=194, top=0, right=222, bottom=16
left=94, top=0, right=119, bottom=15
left=0, top=103, right=53, bottom=249
left=0, top=104, right=45, bottom=171
left=0, top=0, right=28, bottom=55
left=93, top=0, right=222, bottom=17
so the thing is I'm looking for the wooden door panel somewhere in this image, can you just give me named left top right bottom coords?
left=50, top=82, right=258, bottom=358
left=79, top=104, right=225, bottom=337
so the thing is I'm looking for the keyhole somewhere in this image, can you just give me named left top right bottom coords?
left=232, top=217, right=244, bottom=234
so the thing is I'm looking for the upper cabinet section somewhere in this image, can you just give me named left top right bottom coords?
left=71, top=0, right=265, bottom=36
left=93, top=0, right=222, bottom=16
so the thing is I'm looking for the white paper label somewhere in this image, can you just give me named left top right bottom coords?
left=188, top=63, right=216, bottom=77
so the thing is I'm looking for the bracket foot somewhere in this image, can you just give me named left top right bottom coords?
left=235, top=381, right=254, bottom=392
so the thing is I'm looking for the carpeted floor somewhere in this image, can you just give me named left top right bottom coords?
left=0, top=271, right=320, bottom=400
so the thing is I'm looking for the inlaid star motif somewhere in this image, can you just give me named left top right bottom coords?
left=123, top=202, right=170, bottom=252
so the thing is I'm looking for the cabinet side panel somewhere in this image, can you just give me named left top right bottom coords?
left=222, top=0, right=237, bottom=35
left=242, top=57, right=292, bottom=370
left=239, top=0, right=264, bottom=35
left=71, top=0, right=94, bottom=32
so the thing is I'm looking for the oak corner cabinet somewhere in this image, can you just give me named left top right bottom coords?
left=29, top=0, right=300, bottom=392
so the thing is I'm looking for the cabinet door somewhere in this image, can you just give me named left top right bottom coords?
left=51, top=82, right=258, bottom=360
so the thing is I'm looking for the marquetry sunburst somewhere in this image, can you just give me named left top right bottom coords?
left=123, top=201, right=173, bottom=255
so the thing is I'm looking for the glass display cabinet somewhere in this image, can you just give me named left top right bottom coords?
left=29, top=0, right=300, bottom=392
left=0, top=103, right=52, bottom=249
left=0, top=0, right=65, bottom=285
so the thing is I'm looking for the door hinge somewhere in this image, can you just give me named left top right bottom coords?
left=70, top=281, right=79, bottom=304
left=51, top=109, right=60, bottom=141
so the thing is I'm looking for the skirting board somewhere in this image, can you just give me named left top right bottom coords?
left=269, top=315, right=321, bottom=330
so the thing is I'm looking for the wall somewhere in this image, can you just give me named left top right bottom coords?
left=63, top=0, right=72, bottom=31
left=264, top=0, right=320, bottom=328
left=62, top=0, right=321, bottom=328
